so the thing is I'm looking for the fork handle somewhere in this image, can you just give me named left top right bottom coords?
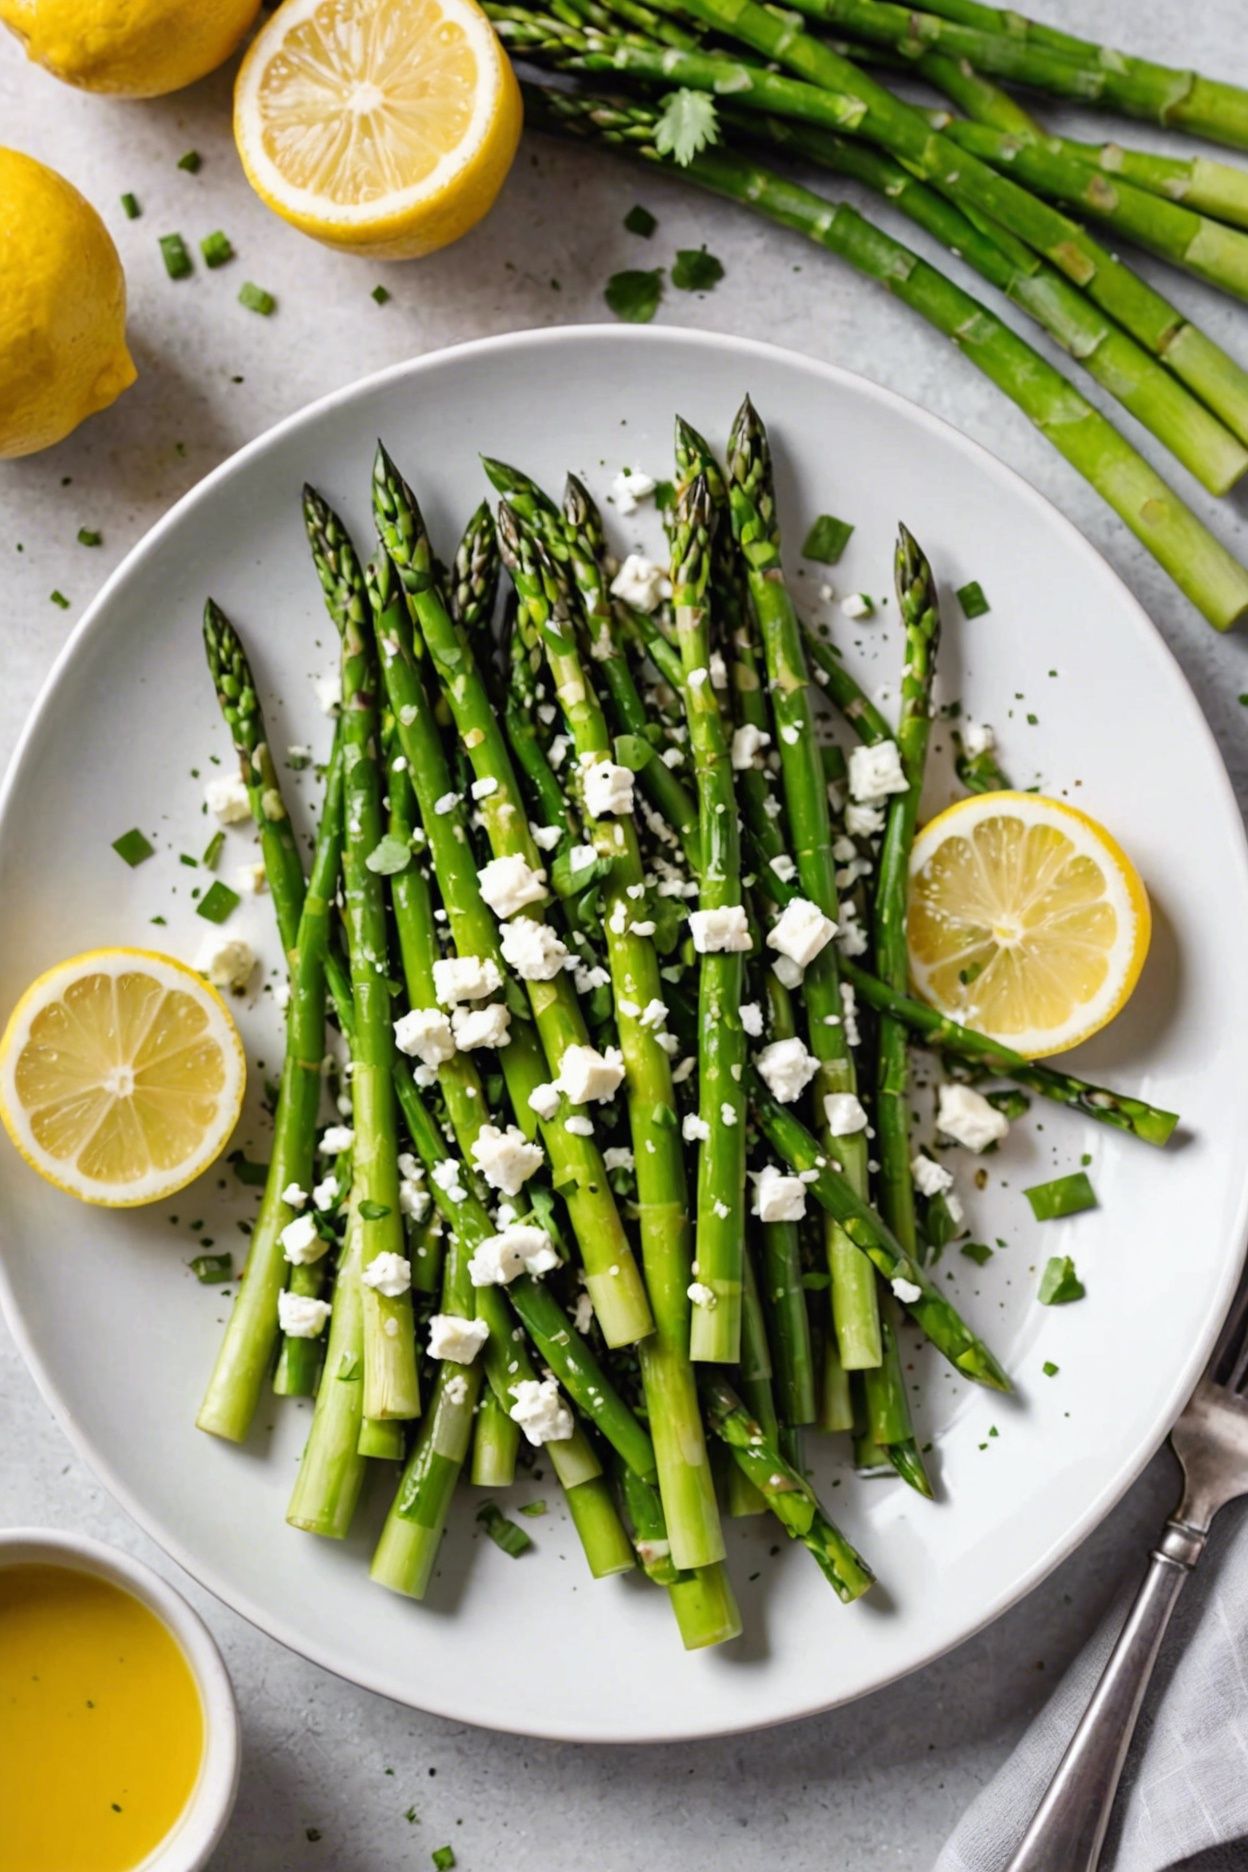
left=1005, top=1519, right=1207, bottom=1872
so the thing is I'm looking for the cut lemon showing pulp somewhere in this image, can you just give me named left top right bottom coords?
left=907, top=792, right=1150, bottom=1059
left=0, top=950, right=246, bottom=1207
left=233, top=0, right=522, bottom=259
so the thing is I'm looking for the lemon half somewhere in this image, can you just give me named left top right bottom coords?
left=907, top=791, right=1151, bottom=1058
left=0, top=950, right=246, bottom=1207
left=234, top=0, right=522, bottom=260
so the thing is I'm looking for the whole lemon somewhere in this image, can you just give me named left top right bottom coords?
left=0, top=150, right=137, bottom=459
left=0, top=0, right=260, bottom=97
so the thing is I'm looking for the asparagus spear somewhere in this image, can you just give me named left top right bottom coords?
left=303, top=487, right=420, bottom=1424
left=372, top=444, right=654, bottom=1348
left=471, top=1391, right=521, bottom=1487
left=524, top=85, right=1248, bottom=632
left=616, top=1460, right=744, bottom=1649
left=286, top=1200, right=370, bottom=1537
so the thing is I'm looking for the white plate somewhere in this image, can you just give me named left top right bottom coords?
left=2, top=327, right=1245, bottom=1744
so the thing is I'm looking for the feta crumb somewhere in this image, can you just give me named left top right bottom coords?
left=564, top=1115, right=594, bottom=1136
left=638, top=998, right=668, bottom=1030
left=196, top=936, right=256, bottom=992
left=234, top=862, right=267, bottom=896
left=362, top=1252, right=412, bottom=1298
left=314, top=669, right=342, bottom=716
left=444, top=1374, right=469, bottom=1406
left=835, top=902, right=869, bottom=958
left=280, top=1213, right=327, bottom=1264
left=769, top=853, right=797, bottom=884
left=278, top=1291, right=331, bottom=1337
left=399, top=1177, right=429, bottom=1222
left=891, top=1276, right=923, bottom=1305
left=767, top=896, right=837, bottom=967
left=470, top=1123, right=544, bottom=1195
left=688, top=905, right=752, bottom=953
left=500, top=918, right=568, bottom=983
left=318, top=1124, right=354, bottom=1155
left=962, top=719, right=996, bottom=758
left=911, top=1152, right=954, bottom=1198
left=433, top=955, right=503, bottom=1005
left=478, top=853, right=547, bottom=918
left=740, top=1001, right=763, bottom=1038
left=848, top=740, right=908, bottom=803
left=688, top=665, right=709, bottom=690
left=205, top=772, right=251, bottom=823
left=451, top=1002, right=511, bottom=1051
left=937, top=1083, right=1009, bottom=1152
left=583, top=759, right=635, bottom=818
left=709, top=651, right=728, bottom=689
left=771, top=954, right=805, bottom=990
left=556, top=1043, right=625, bottom=1105
left=274, top=981, right=291, bottom=1011
left=393, top=1006, right=456, bottom=1067
left=433, top=790, right=459, bottom=816
left=780, top=724, right=801, bottom=746
left=469, top=1224, right=559, bottom=1287
left=432, top=1158, right=467, bottom=1202
left=508, top=1375, right=573, bottom=1446
left=756, top=1036, right=818, bottom=1104
left=530, top=822, right=563, bottom=852
left=312, top=1174, right=339, bottom=1212
left=471, top=776, right=499, bottom=801
left=610, top=553, right=669, bottom=614
left=824, top=1092, right=869, bottom=1136
left=753, top=1165, right=807, bottom=1222
left=840, top=982, right=861, bottom=1047
left=612, top=467, right=657, bottom=514
left=731, top=723, right=771, bottom=769
left=603, top=1146, right=635, bottom=1172
left=682, top=1113, right=710, bottom=1143
left=721, top=1101, right=738, bottom=1127
left=845, top=802, right=885, bottom=839
left=281, top=1182, right=308, bottom=1209
left=528, top=1082, right=561, bottom=1122
left=427, top=1313, right=490, bottom=1363
left=568, top=842, right=598, bottom=875
left=842, top=592, right=874, bottom=619
left=573, top=1291, right=595, bottom=1334
left=687, top=1281, right=717, bottom=1309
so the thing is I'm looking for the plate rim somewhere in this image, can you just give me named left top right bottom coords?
left=2, top=322, right=1246, bottom=1744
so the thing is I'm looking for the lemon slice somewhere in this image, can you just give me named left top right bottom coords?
left=0, top=950, right=246, bottom=1207
left=233, top=0, right=522, bottom=260
left=907, top=792, right=1150, bottom=1058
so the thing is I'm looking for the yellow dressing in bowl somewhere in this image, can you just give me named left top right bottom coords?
left=0, top=1562, right=204, bottom=1871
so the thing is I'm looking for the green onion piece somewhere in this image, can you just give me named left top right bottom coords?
left=371, top=284, right=391, bottom=304
left=189, top=1252, right=232, bottom=1284
left=475, top=1501, right=534, bottom=1558
left=200, top=230, right=235, bottom=269
left=77, top=527, right=102, bottom=547
left=179, top=853, right=199, bottom=868
left=159, top=233, right=193, bottom=280
left=956, top=580, right=990, bottom=619
left=196, top=880, right=240, bottom=924
left=120, top=192, right=141, bottom=220
left=177, top=150, right=202, bottom=173
left=432, top=1850, right=456, bottom=1871
left=624, top=203, right=656, bottom=237
left=1037, top=1254, right=1085, bottom=1305
left=238, top=281, right=276, bottom=315
left=604, top=268, right=662, bottom=324
left=229, top=1151, right=269, bottom=1187
left=358, top=1199, right=391, bottom=1221
left=202, top=829, right=225, bottom=870
left=50, top=590, right=69, bottom=609
left=960, top=1241, right=993, bottom=1266
left=1025, top=1172, right=1097, bottom=1222
left=518, top=1499, right=548, bottom=1518
left=671, top=246, right=724, bottom=292
left=802, top=513, right=855, bottom=564
left=112, top=827, right=154, bottom=867
left=1042, top=1360, right=1060, bottom=1376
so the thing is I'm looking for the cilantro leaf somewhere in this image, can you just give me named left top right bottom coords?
left=654, top=90, right=720, bottom=166
left=604, top=268, right=663, bottom=324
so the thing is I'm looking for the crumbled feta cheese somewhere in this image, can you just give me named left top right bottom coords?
left=731, top=723, right=771, bottom=769
left=835, top=903, right=869, bottom=958
left=687, top=1281, right=717, bottom=1309
left=362, top=1252, right=412, bottom=1298
left=434, top=791, right=459, bottom=816
left=528, top=1082, right=561, bottom=1122
left=427, top=1313, right=490, bottom=1363
left=471, top=776, right=499, bottom=801
left=840, top=983, right=860, bottom=1047
left=911, top=1152, right=954, bottom=1198
left=769, top=853, right=797, bottom=884
left=469, top=1224, right=559, bottom=1287
left=824, top=1092, right=869, bottom=1136
left=610, top=553, right=669, bottom=614
left=638, top=998, right=668, bottom=1030
left=891, top=1276, right=923, bottom=1305
left=278, top=1291, right=331, bottom=1337
left=451, top=1002, right=511, bottom=1051
left=682, top=1113, right=710, bottom=1143
left=612, top=467, right=657, bottom=514
left=848, top=740, right=908, bottom=802
left=568, top=843, right=598, bottom=875
left=572, top=1290, right=595, bottom=1334
left=478, top=853, right=547, bottom=918
left=780, top=723, right=801, bottom=746
left=756, top=1036, right=818, bottom=1104
left=721, top=1101, right=738, bottom=1127
left=318, top=1125, right=354, bottom=1155
left=583, top=759, right=635, bottom=818
left=280, top=1213, right=326, bottom=1264
left=945, top=1190, right=966, bottom=1227
left=312, top=1174, right=339, bottom=1212
left=687, top=666, right=709, bottom=691
left=845, top=801, right=885, bottom=839
left=508, top=1375, right=573, bottom=1446
left=709, top=651, right=728, bottom=689
left=274, top=981, right=291, bottom=1011
left=753, top=1165, right=807, bottom=1223
left=771, top=954, right=805, bottom=990
left=234, top=862, right=267, bottom=896
left=432, top=1158, right=467, bottom=1202
left=530, top=822, right=563, bottom=852
left=393, top=1006, right=456, bottom=1067
left=314, top=669, right=342, bottom=716
left=470, top=1123, right=544, bottom=1195
left=603, top=1146, right=635, bottom=1172
left=767, top=896, right=837, bottom=967
left=281, top=1182, right=308, bottom=1209
left=740, top=1001, right=763, bottom=1037
left=500, top=917, right=568, bottom=983
left=962, top=719, right=996, bottom=758
left=196, top=936, right=256, bottom=992
left=399, top=1177, right=429, bottom=1222
left=445, top=1373, right=469, bottom=1406
left=556, top=1043, right=625, bottom=1105
left=688, top=905, right=751, bottom=953
left=564, top=1115, right=594, bottom=1136
left=205, top=772, right=251, bottom=823
left=937, top=1083, right=1009, bottom=1152
left=433, top=955, right=503, bottom=1005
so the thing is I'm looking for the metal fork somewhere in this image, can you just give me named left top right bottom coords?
left=1005, top=1280, right=1248, bottom=1872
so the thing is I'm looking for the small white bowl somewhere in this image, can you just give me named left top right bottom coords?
left=0, top=1528, right=240, bottom=1871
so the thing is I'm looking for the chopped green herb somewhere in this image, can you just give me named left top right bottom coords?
left=1025, top=1171, right=1097, bottom=1222
left=518, top=1499, right=548, bottom=1517
left=802, top=513, right=855, bottom=564
left=652, top=478, right=675, bottom=512
left=365, top=832, right=412, bottom=876
left=1038, top=1254, right=1085, bottom=1305
left=77, top=527, right=102, bottom=547
left=238, top=280, right=276, bottom=315
left=120, top=191, right=141, bottom=220
left=112, top=827, right=154, bottom=868
left=624, top=203, right=656, bottom=237
left=305, top=1828, right=322, bottom=1844
left=159, top=233, right=193, bottom=280
left=820, top=743, right=847, bottom=785
left=956, top=580, right=990, bottom=619
left=671, top=245, right=724, bottom=292
left=189, top=1252, right=232, bottom=1284
left=200, top=230, right=235, bottom=269
left=654, top=87, right=719, bottom=165
left=50, top=589, right=70, bottom=609
left=202, top=829, right=225, bottom=870
left=432, top=1850, right=456, bottom=1871
left=476, top=1501, right=534, bottom=1558
left=358, top=1199, right=392, bottom=1221
left=960, top=1241, right=993, bottom=1266
left=612, top=732, right=652, bottom=772
left=337, top=1351, right=361, bottom=1381
left=987, top=1088, right=1031, bottom=1121
left=196, top=880, right=240, bottom=924
left=1042, top=1360, right=1060, bottom=1377
left=177, top=150, right=202, bottom=173
left=371, top=283, right=391, bottom=304
left=604, top=268, right=663, bottom=324
left=229, top=1150, right=269, bottom=1187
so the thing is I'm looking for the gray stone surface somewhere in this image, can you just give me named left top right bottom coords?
left=1, top=2, right=1245, bottom=1865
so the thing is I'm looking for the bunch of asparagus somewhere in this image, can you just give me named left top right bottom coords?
left=195, top=399, right=1177, bottom=1649
left=484, top=0, right=1248, bottom=634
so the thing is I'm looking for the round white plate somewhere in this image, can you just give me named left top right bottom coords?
left=2, top=327, right=1245, bottom=1743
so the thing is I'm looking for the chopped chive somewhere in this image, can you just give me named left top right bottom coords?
left=432, top=1851, right=456, bottom=1871
left=1025, top=1171, right=1097, bottom=1222
left=159, top=233, right=193, bottom=280
left=358, top=1199, right=391, bottom=1221
left=475, top=1501, right=533, bottom=1558
left=371, top=283, right=391, bottom=305
left=200, top=230, right=235, bottom=269
left=802, top=513, right=855, bottom=564
left=50, top=590, right=69, bottom=609
left=518, top=1499, right=548, bottom=1517
left=179, top=853, right=199, bottom=868
left=624, top=203, right=657, bottom=237
left=1037, top=1254, right=1085, bottom=1305
left=1042, top=1360, right=1060, bottom=1376
left=238, top=281, right=276, bottom=315
left=112, top=827, right=154, bottom=867
left=196, top=880, right=240, bottom=924
left=120, top=191, right=141, bottom=220
left=77, top=527, right=102, bottom=547
left=202, top=829, right=225, bottom=870
left=189, top=1252, right=232, bottom=1284
left=956, top=580, right=990, bottom=619
left=960, top=1241, right=993, bottom=1266
left=177, top=150, right=202, bottom=173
